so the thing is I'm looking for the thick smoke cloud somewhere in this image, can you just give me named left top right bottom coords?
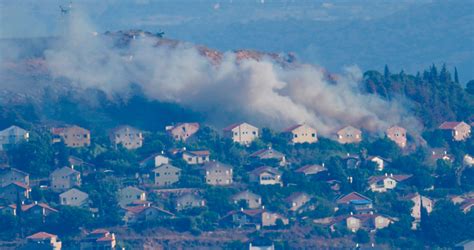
left=44, top=9, right=422, bottom=137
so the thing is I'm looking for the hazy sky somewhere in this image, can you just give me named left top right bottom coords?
left=1, top=0, right=473, bottom=80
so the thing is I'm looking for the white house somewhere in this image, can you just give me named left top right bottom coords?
left=59, top=188, right=89, bottom=207
left=223, top=122, right=259, bottom=145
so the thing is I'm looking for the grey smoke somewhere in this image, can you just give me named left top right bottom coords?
left=43, top=9, right=422, bottom=137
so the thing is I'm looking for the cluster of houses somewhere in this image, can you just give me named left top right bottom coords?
left=0, top=119, right=472, bottom=248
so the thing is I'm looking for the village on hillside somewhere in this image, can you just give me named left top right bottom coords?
left=0, top=118, right=473, bottom=249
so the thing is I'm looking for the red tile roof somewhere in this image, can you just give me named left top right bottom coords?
left=22, top=203, right=58, bottom=213
left=97, top=235, right=114, bottom=242
left=439, top=121, right=463, bottom=129
left=186, top=150, right=210, bottom=156
left=283, top=124, right=303, bottom=132
left=10, top=181, right=30, bottom=190
left=27, top=232, right=57, bottom=240
left=223, top=123, right=242, bottom=131
left=460, top=199, right=474, bottom=211
left=295, top=164, right=326, bottom=174
left=91, top=229, right=110, bottom=234
left=336, top=192, right=372, bottom=204
left=250, top=166, right=281, bottom=176
left=368, top=174, right=412, bottom=184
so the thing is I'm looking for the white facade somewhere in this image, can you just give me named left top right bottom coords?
left=59, top=188, right=89, bottom=207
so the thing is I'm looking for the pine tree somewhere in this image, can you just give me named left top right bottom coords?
left=15, top=191, right=24, bottom=238
left=439, top=63, right=451, bottom=83
left=384, top=65, right=391, bottom=80
left=430, top=64, right=438, bottom=82
left=454, top=67, right=459, bottom=83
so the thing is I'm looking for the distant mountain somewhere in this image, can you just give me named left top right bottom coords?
left=159, top=1, right=474, bottom=82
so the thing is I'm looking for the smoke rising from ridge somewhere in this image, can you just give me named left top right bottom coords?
left=43, top=9, right=421, bottom=136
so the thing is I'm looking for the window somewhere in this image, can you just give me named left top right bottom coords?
left=312, top=133, right=315, bottom=137
left=252, top=131, right=256, bottom=135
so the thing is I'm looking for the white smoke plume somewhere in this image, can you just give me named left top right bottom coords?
left=44, top=9, right=422, bottom=137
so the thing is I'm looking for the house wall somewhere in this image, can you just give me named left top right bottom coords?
left=346, top=217, right=361, bottom=232
left=261, top=212, right=288, bottom=227
left=176, top=195, right=204, bottom=211
left=374, top=216, right=392, bottom=229
left=60, top=127, right=91, bottom=148
left=154, top=155, right=169, bottom=167
left=225, top=123, right=259, bottom=145
left=206, top=167, right=233, bottom=186
left=0, top=127, right=29, bottom=150
left=371, top=158, right=384, bottom=171
left=154, top=166, right=180, bottom=187
left=453, top=123, right=471, bottom=141
left=60, top=190, right=88, bottom=207
left=233, top=194, right=262, bottom=209
left=168, top=123, right=199, bottom=141
left=337, top=128, right=362, bottom=144
left=257, top=172, right=281, bottom=186
left=386, top=127, right=407, bottom=148
left=289, top=125, right=317, bottom=144
left=0, top=170, right=29, bottom=187
left=119, top=188, right=146, bottom=207
left=411, top=195, right=433, bottom=220
left=51, top=173, right=81, bottom=192
left=112, top=128, right=143, bottom=150
left=183, top=153, right=210, bottom=165
left=370, top=178, right=397, bottom=192
left=289, top=195, right=310, bottom=211
left=0, top=185, right=29, bottom=202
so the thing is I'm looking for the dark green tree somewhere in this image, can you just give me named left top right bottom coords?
left=454, top=67, right=459, bottom=83
left=384, top=65, right=391, bottom=80
left=466, top=80, right=474, bottom=95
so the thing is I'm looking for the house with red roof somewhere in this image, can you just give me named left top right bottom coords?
left=438, top=121, right=471, bottom=141
left=336, top=126, right=362, bottom=144
left=336, top=192, right=373, bottom=214
left=222, top=208, right=289, bottom=229
left=110, top=125, right=144, bottom=150
left=368, top=174, right=412, bottom=192
left=21, top=202, right=58, bottom=220
left=23, top=232, right=62, bottom=250
left=203, top=161, right=233, bottom=186
left=51, top=125, right=90, bottom=148
left=223, top=122, right=259, bottom=145
left=80, top=229, right=116, bottom=250
left=0, top=125, right=29, bottom=151
left=50, top=166, right=81, bottom=192
left=166, top=122, right=199, bottom=141
left=386, top=126, right=407, bottom=148
left=0, top=166, right=29, bottom=188
left=152, top=164, right=181, bottom=187
left=139, top=152, right=170, bottom=168
left=182, top=150, right=210, bottom=165
left=0, top=181, right=30, bottom=203
left=250, top=147, right=286, bottom=166
left=118, top=186, right=147, bottom=208
left=282, top=123, right=317, bottom=144
left=123, top=205, right=174, bottom=224
left=249, top=166, right=283, bottom=186
left=295, top=164, right=327, bottom=176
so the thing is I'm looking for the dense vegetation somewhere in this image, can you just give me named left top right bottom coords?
left=0, top=64, right=473, bottom=249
